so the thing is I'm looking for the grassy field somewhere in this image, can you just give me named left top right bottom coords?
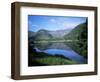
left=35, top=56, right=79, bottom=65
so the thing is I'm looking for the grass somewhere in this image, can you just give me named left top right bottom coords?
left=29, top=51, right=80, bottom=66
left=34, top=56, right=79, bottom=65
left=28, top=46, right=81, bottom=66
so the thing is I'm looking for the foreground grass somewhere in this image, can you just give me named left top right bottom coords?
left=29, top=47, right=80, bottom=66
left=35, top=56, right=79, bottom=65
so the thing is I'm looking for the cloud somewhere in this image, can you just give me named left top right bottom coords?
left=32, top=24, right=38, bottom=27
left=63, top=22, right=78, bottom=29
left=50, top=19, right=56, bottom=23
left=28, top=21, right=38, bottom=27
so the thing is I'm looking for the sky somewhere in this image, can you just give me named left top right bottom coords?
left=28, top=15, right=87, bottom=32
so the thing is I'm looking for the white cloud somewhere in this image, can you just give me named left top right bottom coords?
left=32, top=24, right=38, bottom=27
left=28, top=21, right=38, bottom=27
left=63, top=22, right=79, bottom=29
left=50, top=19, right=56, bottom=23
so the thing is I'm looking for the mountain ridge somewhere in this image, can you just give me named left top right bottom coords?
left=28, top=28, right=72, bottom=39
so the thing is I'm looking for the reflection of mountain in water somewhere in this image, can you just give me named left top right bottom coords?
left=33, top=42, right=87, bottom=64
left=44, top=42, right=71, bottom=50
left=33, top=42, right=51, bottom=50
left=34, top=42, right=71, bottom=51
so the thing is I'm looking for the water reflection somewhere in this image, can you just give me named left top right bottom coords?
left=33, top=42, right=87, bottom=64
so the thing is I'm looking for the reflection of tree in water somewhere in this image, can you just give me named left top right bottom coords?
left=33, top=42, right=52, bottom=50
left=64, top=20, right=88, bottom=59
left=33, top=41, right=87, bottom=59
left=29, top=40, right=87, bottom=59
left=33, top=42, right=71, bottom=51
left=46, top=42, right=71, bottom=50
left=65, top=42, right=87, bottom=58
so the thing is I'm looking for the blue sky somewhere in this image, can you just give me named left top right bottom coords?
left=28, top=15, right=87, bottom=32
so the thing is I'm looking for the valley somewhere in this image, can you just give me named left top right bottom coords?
left=28, top=21, right=88, bottom=66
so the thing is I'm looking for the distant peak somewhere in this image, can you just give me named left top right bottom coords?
left=38, top=29, right=48, bottom=32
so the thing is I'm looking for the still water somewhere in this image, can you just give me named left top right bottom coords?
left=33, top=42, right=87, bottom=64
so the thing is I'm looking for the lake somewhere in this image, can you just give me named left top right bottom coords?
left=33, top=42, right=87, bottom=64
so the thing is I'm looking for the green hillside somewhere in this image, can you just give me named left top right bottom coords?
left=64, top=22, right=88, bottom=58
left=31, top=29, right=53, bottom=41
left=64, top=22, right=87, bottom=41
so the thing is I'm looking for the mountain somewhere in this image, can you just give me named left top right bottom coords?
left=29, top=22, right=87, bottom=41
left=64, top=22, right=87, bottom=40
left=28, top=31, right=36, bottom=38
left=64, top=22, right=88, bottom=58
left=28, top=28, right=72, bottom=40
left=32, top=29, right=53, bottom=40
left=48, top=29, right=71, bottom=39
